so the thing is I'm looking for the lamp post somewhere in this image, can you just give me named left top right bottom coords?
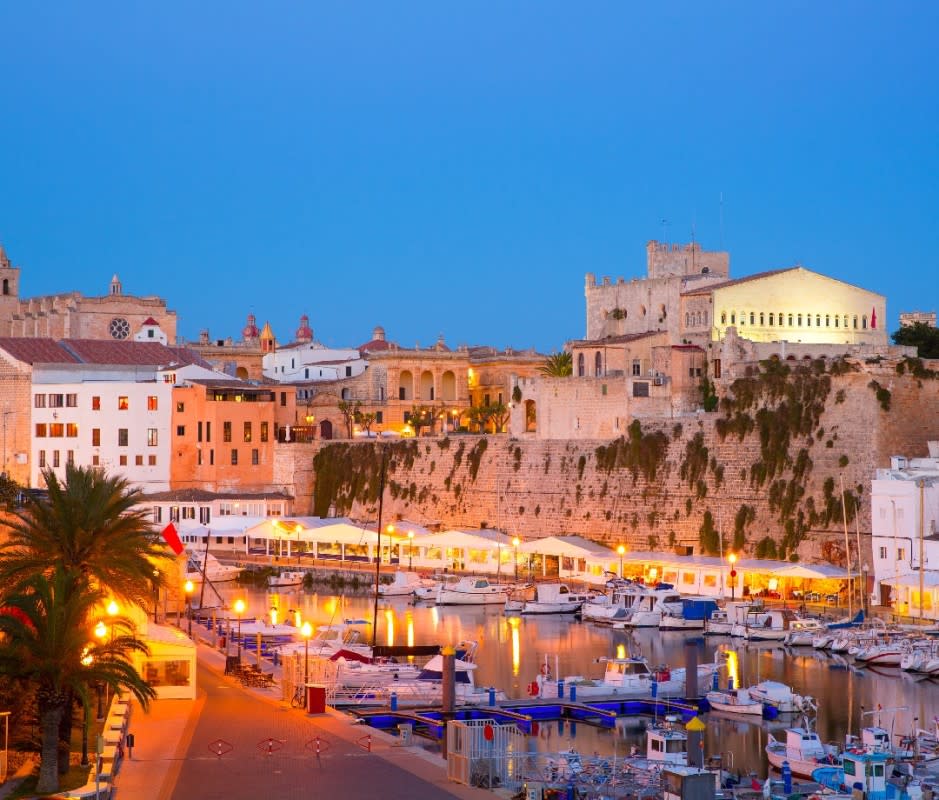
left=407, top=530, right=414, bottom=571
left=512, top=537, right=520, bottom=583
left=80, top=649, right=93, bottom=767
left=301, top=621, right=312, bottom=704
left=152, top=568, right=160, bottom=623
left=728, top=553, right=738, bottom=601
left=234, top=598, right=246, bottom=662
left=617, top=545, right=626, bottom=579
left=184, top=580, right=194, bottom=639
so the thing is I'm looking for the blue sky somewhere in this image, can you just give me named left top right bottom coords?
left=1, top=3, right=937, bottom=353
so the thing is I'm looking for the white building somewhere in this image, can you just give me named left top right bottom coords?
left=870, top=443, right=939, bottom=616
left=262, top=340, right=366, bottom=383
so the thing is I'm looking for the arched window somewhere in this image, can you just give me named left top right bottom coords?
left=720, top=312, right=727, bottom=325
left=685, top=313, right=691, bottom=327
left=825, top=315, right=830, bottom=327
left=769, top=313, right=774, bottom=326
left=797, top=314, right=802, bottom=326
left=835, top=316, right=839, bottom=328
left=577, top=353, right=585, bottom=377
left=816, top=314, right=821, bottom=327
left=807, top=314, right=812, bottom=327
left=862, top=315, right=868, bottom=329
left=1, top=279, right=8, bottom=296
left=853, top=315, right=858, bottom=329
left=750, top=312, right=755, bottom=325
left=594, top=352, right=603, bottom=377
left=730, top=313, right=736, bottom=325
left=788, top=314, right=793, bottom=327
left=760, top=312, right=765, bottom=326
left=844, top=315, right=849, bottom=328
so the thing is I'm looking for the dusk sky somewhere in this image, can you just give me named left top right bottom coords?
left=1, top=3, right=937, bottom=353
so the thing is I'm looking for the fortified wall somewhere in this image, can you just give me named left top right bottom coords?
left=277, top=359, right=939, bottom=562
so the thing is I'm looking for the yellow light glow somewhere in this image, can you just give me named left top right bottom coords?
left=184, top=580, right=194, bottom=594
left=430, top=606, right=439, bottom=628
left=294, top=610, right=303, bottom=628
left=616, top=644, right=627, bottom=660
left=301, top=621, right=312, bottom=638
left=234, top=599, right=246, bottom=615
left=323, top=597, right=338, bottom=617
left=106, top=600, right=119, bottom=617
left=94, top=621, right=107, bottom=639
left=511, top=625, right=520, bottom=677
left=386, top=524, right=395, bottom=535
left=768, top=578, right=779, bottom=591
left=617, top=545, right=626, bottom=556
left=81, top=647, right=93, bottom=667
left=407, top=530, right=414, bottom=541
left=728, top=553, right=737, bottom=565
left=407, top=618, right=414, bottom=649
left=513, top=537, right=520, bottom=547
left=648, top=567, right=658, bottom=580
left=385, top=609, right=395, bottom=647
left=726, top=649, right=740, bottom=690
left=270, top=607, right=279, bottom=626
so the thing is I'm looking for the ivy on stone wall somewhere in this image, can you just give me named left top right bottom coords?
left=594, top=420, right=669, bottom=483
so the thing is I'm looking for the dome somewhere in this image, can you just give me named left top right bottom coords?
left=295, top=314, right=313, bottom=343
left=242, top=313, right=260, bottom=340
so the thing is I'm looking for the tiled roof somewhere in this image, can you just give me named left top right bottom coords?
left=0, top=338, right=78, bottom=365
left=358, top=338, right=391, bottom=353
left=60, top=340, right=210, bottom=368
left=681, top=268, right=797, bottom=296
left=142, top=317, right=159, bottom=326
left=568, top=331, right=665, bottom=347
left=143, top=489, right=293, bottom=502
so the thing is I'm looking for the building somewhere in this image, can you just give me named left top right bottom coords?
left=0, top=244, right=177, bottom=341
left=899, top=311, right=937, bottom=328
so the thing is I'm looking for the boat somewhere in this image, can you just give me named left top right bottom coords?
left=704, top=608, right=733, bottom=636
left=378, top=571, right=437, bottom=598
left=185, top=550, right=241, bottom=584
left=732, top=608, right=808, bottom=641
left=660, top=598, right=719, bottom=631
left=435, top=575, right=508, bottom=606
left=520, top=583, right=591, bottom=615
left=812, top=750, right=892, bottom=798
left=765, top=715, right=840, bottom=778
left=747, top=680, right=812, bottom=714
left=783, top=617, right=827, bottom=646
left=616, top=716, right=689, bottom=771
left=854, top=639, right=904, bottom=667
left=268, top=570, right=305, bottom=588
left=705, top=686, right=764, bottom=716
left=327, top=648, right=422, bottom=687
left=614, top=586, right=684, bottom=628
left=555, top=655, right=718, bottom=699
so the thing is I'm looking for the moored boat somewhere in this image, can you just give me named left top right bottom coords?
left=706, top=686, right=764, bottom=716
left=520, top=583, right=591, bottom=615
left=436, top=575, right=508, bottom=606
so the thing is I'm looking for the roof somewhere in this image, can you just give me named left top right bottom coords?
left=358, top=337, right=392, bottom=353
left=0, top=338, right=79, bottom=365
left=142, top=489, right=292, bottom=502
left=60, top=340, right=211, bottom=368
left=680, top=268, right=797, bottom=297
left=142, top=317, right=159, bottom=326
left=671, top=344, right=705, bottom=352
left=518, top=535, right=616, bottom=558
left=568, top=331, right=665, bottom=347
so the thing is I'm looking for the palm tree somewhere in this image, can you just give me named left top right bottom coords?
left=538, top=352, right=573, bottom=377
left=0, top=568, right=154, bottom=794
left=0, top=464, right=171, bottom=610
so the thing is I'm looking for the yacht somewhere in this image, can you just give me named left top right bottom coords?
left=435, top=576, right=508, bottom=605
left=185, top=550, right=241, bottom=584
left=611, top=586, right=684, bottom=628
left=268, top=570, right=305, bottom=588
left=519, top=583, right=591, bottom=615
left=554, top=655, right=718, bottom=699
left=378, top=570, right=437, bottom=598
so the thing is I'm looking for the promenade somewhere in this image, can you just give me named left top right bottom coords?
left=113, top=642, right=490, bottom=800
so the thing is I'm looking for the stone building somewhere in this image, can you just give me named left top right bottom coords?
left=0, top=244, right=177, bottom=341
left=899, top=310, right=937, bottom=328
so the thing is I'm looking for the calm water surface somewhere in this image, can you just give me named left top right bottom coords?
left=213, top=585, right=939, bottom=777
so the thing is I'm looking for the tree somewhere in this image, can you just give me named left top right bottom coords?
left=337, top=400, right=361, bottom=439
left=538, top=352, right=573, bottom=377
left=892, top=322, right=939, bottom=358
left=406, top=405, right=433, bottom=437
left=488, top=402, right=510, bottom=434
left=465, top=405, right=491, bottom=434
left=0, top=465, right=171, bottom=611
left=354, top=408, right=376, bottom=437
left=0, top=568, right=154, bottom=794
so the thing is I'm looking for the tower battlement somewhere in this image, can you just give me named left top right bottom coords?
left=645, top=240, right=730, bottom=279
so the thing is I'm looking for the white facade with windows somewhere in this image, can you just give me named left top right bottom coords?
left=262, top=342, right=366, bottom=383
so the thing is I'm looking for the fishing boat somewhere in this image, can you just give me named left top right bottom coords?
left=520, top=583, right=591, bottom=615
left=614, top=586, right=684, bottom=628
left=765, top=715, right=840, bottom=778
left=747, top=680, right=812, bottom=714
left=185, top=550, right=241, bottom=584
left=705, top=686, right=764, bottom=716
left=660, top=598, right=719, bottom=631
left=435, top=575, right=508, bottom=606
left=732, top=608, right=808, bottom=641
left=378, top=571, right=437, bottom=598
left=783, top=617, right=827, bottom=646
left=704, top=608, right=733, bottom=636
left=268, top=570, right=305, bottom=588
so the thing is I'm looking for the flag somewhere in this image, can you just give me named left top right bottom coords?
left=871, top=307, right=877, bottom=329
left=161, top=522, right=184, bottom=555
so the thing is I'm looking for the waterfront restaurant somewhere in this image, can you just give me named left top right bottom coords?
left=401, top=528, right=513, bottom=575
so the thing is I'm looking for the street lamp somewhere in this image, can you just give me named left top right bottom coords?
left=184, top=580, right=194, bottom=638
left=617, top=545, right=626, bottom=579
left=233, top=598, right=246, bottom=662
left=301, top=621, right=312, bottom=707
left=80, top=648, right=93, bottom=767
left=728, top=553, right=738, bottom=601
left=513, top=537, right=521, bottom=582
left=152, top=568, right=160, bottom=623
left=407, top=530, right=414, bottom=571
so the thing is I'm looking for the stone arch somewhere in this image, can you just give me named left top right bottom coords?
left=319, top=419, right=333, bottom=440
left=577, top=353, right=585, bottom=377
left=235, top=366, right=249, bottom=380
left=594, top=351, right=602, bottom=377
left=440, top=370, right=456, bottom=401
left=399, top=370, right=413, bottom=401
left=525, top=399, right=537, bottom=432
left=786, top=354, right=796, bottom=361
left=420, top=370, right=435, bottom=401
left=341, top=387, right=352, bottom=400
left=802, top=354, right=812, bottom=360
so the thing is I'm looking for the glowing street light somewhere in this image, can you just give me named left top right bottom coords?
left=512, top=537, right=521, bottom=582
left=184, top=580, right=194, bottom=639
left=728, top=552, right=738, bottom=601
left=233, top=598, right=246, bottom=662
left=407, top=530, right=415, bottom=570
left=617, top=545, right=626, bottom=578
left=301, top=621, right=313, bottom=707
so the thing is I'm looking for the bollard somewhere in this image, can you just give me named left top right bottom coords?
left=712, top=671, right=719, bottom=692
left=488, top=687, right=496, bottom=707
left=557, top=679, right=564, bottom=699
left=651, top=679, right=658, bottom=699
left=390, top=692, right=398, bottom=711
left=569, top=683, right=577, bottom=703
left=727, top=677, right=734, bottom=692
left=782, top=760, right=792, bottom=794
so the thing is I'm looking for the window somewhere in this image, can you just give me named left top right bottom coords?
left=825, top=315, right=830, bottom=327
left=135, top=455, right=144, bottom=466
left=39, top=450, right=46, bottom=467
left=577, top=353, right=585, bottom=377
left=231, top=449, right=238, bottom=465
left=92, top=428, right=100, bottom=446
left=243, top=421, right=252, bottom=442
left=898, top=548, right=906, bottom=561
left=197, top=421, right=203, bottom=442
left=176, top=425, right=185, bottom=436
left=89, top=395, right=99, bottom=410
left=260, top=422, right=269, bottom=442
left=35, top=423, right=47, bottom=437
left=170, top=507, right=180, bottom=523
left=147, top=428, right=158, bottom=446
left=66, top=394, right=77, bottom=407
left=153, top=506, right=163, bottom=523
left=807, top=314, right=812, bottom=326
left=862, top=315, right=868, bottom=329
left=632, top=382, right=649, bottom=398
left=750, top=312, right=755, bottom=325
left=280, top=392, right=287, bottom=407
left=147, top=396, right=158, bottom=411
left=738, top=311, right=744, bottom=326
left=594, top=352, right=602, bottom=377
left=148, top=455, right=157, bottom=466
left=53, top=450, right=60, bottom=467
left=759, top=313, right=765, bottom=325
left=49, top=394, right=64, bottom=408
left=375, top=411, right=383, bottom=424
left=879, top=546, right=887, bottom=559
left=66, top=423, right=78, bottom=437
left=199, top=507, right=211, bottom=524
left=34, top=394, right=46, bottom=408
left=769, top=313, right=774, bottom=326
left=223, top=421, right=232, bottom=442
left=197, top=449, right=202, bottom=466
left=49, top=423, right=64, bottom=437
left=689, top=368, right=695, bottom=378
left=206, top=422, right=211, bottom=442
left=712, top=359, right=721, bottom=379
left=797, top=314, right=802, bottom=326
left=853, top=315, right=858, bottom=329
left=176, top=401, right=185, bottom=412
left=119, top=455, right=127, bottom=466
left=720, top=312, right=726, bottom=325
left=730, top=313, right=735, bottom=324
left=345, top=366, right=352, bottom=377
left=209, top=449, right=214, bottom=466
left=816, top=314, right=821, bottom=327
left=118, top=429, right=128, bottom=447
left=92, top=455, right=99, bottom=466
left=632, top=360, right=641, bottom=377
left=787, top=314, right=792, bottom=327
left=252, top=448, right=259, bottom=465
left=118, top=396, right=129, bottom=410
left=835, top=315, right=839, bottom=328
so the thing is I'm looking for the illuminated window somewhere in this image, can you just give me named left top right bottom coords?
left=35, top=423, right=47, bottom=437
left=49, top=423, right=64, bottom=437
left=66, top=423, right=78, bottom=437
left=147, top=428, right=158, bottom=447
left=135, top=455, right=144, bottom=466
left=92, top=428, right=100, bottom=446
left=118, top=396, right=129, bottom=410
left=243, top=421, right=252, bottom=443
left=92, top=454, right=99, bottom=466
left=149, top=455, right=157, bottom=466
left=260, top=422, right=269, bottom=442
left=92, top=396, right=100, bottom=410
left=147, top=396, right=158, bottom=411
left=119, top=455, right=127, bottom=466
left=176, top=401, right=185, bottom=412
left=223, top=421, right=232, bottom=443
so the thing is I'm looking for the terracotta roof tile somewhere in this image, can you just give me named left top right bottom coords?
left=0, top=338, right=78, bottom=364
left=60, top=340, right=210, bottom=368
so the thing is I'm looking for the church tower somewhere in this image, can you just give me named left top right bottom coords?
left=295, top=314, right=313, bottom=343
left=109, top=274, right=123, bottom=296
left=0, top=244, right=21, bottom=322
left=259, top=321, right=276, bottom=353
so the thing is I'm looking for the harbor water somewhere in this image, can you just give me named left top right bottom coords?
left=212, top=584, right=939, bottom=778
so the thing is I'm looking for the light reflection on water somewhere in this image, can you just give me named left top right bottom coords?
left=217, top=585, right=939, bottom=777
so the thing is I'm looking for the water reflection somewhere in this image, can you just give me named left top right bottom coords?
left=216, top=585, right=939, bottom=777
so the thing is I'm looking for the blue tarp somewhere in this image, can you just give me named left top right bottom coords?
left=683, top=599, right=719, bottom=621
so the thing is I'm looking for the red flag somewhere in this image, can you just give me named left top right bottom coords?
left=161, top=522, right=184, bottom=555
left=871, top=307, right=877, bottom=329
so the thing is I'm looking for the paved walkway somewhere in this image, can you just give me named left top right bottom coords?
left=114, top=641, right=490, bottom=800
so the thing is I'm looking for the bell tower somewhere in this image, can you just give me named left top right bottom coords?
left=0, top=244, right=21, bottom=323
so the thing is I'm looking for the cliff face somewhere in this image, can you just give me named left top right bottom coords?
left=292, top=358, right=939, bottom=562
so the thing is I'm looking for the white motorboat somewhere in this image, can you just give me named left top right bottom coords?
left=276, top=621, right=372, bottom=659
left=733, top=608, right=807, bottom=641
left=435, top=576, right=508, bottom=606
left=378, top=570, right=437, bottom=598
left=268, top=570, right=305, bottom=588
left=747, top=680, right=811, bottom=714
left=618, top=717, right=689, bottom=771
left=854, top=640, right=904, bottom=667
left=555, top=655, right=718, bottom=699
left=520, top=583, right=591, bottom=615
left=660, top=598, right=719, bottom=631
left=812, top=632, right=836, bottom=650
left=704, top=609, right=733, bottom=636
left=783, top=618, right=826, bottom=646
left=614, top=587, right=684, bottom=628
left=185, top=550, right=241, bottom=584
left=328, top=648, right=422, bottom=688
left=706, top=687, right=764, bottom=716
left=766, top=720, right=840, bottom=779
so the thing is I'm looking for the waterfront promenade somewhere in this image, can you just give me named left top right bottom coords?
left=114, top=642, right=488, bottom=800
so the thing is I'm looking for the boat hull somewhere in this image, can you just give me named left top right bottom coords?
left=436, top=590, right=508, bottom=606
